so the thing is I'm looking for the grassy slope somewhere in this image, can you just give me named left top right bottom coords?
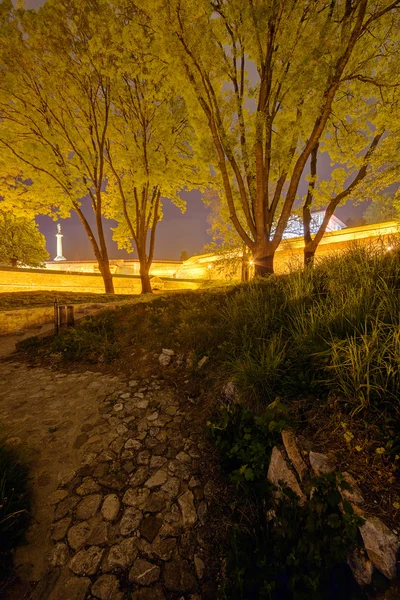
left=17, top=242, right=400, bottom=597
left=21, top=243, right=400, bottom=523
left=0, top=291, right=140, bottom=311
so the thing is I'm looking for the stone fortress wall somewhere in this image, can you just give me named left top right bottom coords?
left=0, top=221, right=398, bottom=295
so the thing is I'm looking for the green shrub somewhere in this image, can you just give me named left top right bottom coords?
left=223, top=473, right=365, bottom=600
left=49, top=310, right=120, bottom=362
left=0, top=437, right=31, bottom=575
left=207, top=401, right=290, bottom=493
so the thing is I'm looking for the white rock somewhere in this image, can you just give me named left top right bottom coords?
left=348, top=548, right=374, bottom=586
left=159, top=354, right=171, bottom=367
left=123, top=487, right=150, bottom=509
left=103, top=538, right=138, bottom=572
left=120, top=507, right=143, bottom=536
left=50, top=542, right=69, bottom=567
left=68, top=521, right=92, bottom=551
left=194, top=554, right=205, bottom=579
left=147, top=412, right=159, bottom=422
left=340, top=472, right=364, bottom=505
left=197, top=356, right=209, bottom=369
left=221, top=381, right=239, bottom=401
left=145, top=470, right=168, bottom=489
left=267, top=447, right=306, bottom=505
left=281, top=430, right=307, bottom=481
left=101, top=494, right=120, bottom=521
left=178, top=490, right=197, bottom=526
left=69, top=546, right=104, bottom=575
left=162, top=348, right=175, bottom=356
left=359, top=516, right=399, bottom=579
left=91, top=574, right=122, bottom=600
left=125, top=439, right=142, bottom=451
left=176, top=451, right=191, bottom=464
left=309, top=451, right=336, bottom=475
left=129, top=559, right=160, bottom=585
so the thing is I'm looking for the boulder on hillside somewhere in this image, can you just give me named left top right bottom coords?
left=267, top=446, right=306, bottom=505
left=359, top=516, right=399, bottom=580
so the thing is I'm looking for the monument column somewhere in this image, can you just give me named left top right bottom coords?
left=54, top=223, right=66, bottom=261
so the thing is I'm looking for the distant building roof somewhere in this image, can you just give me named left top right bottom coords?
left=282, top=210, right=346, bottom=239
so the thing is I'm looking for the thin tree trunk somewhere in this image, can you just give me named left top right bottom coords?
left=241, top=255, right=249, bottom=282
left=73, top=203, right=115, bottom=294
left=138, top=252, right=152, bottom=294
left=10, top=257, right=17, bottom=267
left=302, top=133, right=382, bottom=267
left=98, top=259, right=115, bottom=294
left=304, top=247, right=316, bottom=267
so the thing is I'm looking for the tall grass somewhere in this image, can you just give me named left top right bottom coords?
left=23, top=240, right=400, bottom=422
left=219, top=241, right=400, bottom=420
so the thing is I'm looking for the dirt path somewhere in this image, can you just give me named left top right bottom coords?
left=0, top=359, right=218, bottom=600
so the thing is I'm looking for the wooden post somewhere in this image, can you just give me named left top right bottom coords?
left=66, top=305, right=75, bottom=327
left=58, top=305, right=67, bottom=329
left=54, top=298, right=59, bottom=334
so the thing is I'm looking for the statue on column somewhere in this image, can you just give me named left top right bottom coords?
left=54, top=223, right=66, bottom=261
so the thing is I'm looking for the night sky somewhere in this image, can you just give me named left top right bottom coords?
left=14, top=0, right=365, bottom=262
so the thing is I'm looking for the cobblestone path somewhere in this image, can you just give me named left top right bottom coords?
left=0, top=361, right=216, bottom=600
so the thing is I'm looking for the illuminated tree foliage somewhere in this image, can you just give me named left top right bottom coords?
left=0, top=212, right=49, bottom=267
left=103, top=10, right=202, bottom=293
left=0, top=0, right=202, bottom=294
left=0, top=0, right=119, bottom=292
left=300, top=66, right=400, bottom=264
left=203, top=188, right=251, bottom=281
left=137, top=0, right=400, bottom=275
left=363, top=193, right=399, bottom=224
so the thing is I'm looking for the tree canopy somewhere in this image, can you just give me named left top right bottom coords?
left=0, top=0, right=203, bottom=293
left=0, top=0, right=400, bottom=282
left=0, top=212, right=49, bottom=267
left=136, top=0, right=400, bottom=274
left=363, top=192, right=399, bottom=224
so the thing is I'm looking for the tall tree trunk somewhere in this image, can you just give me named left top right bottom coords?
left=253, top=236, right=276, bottom=276
left=73, top=203, right=115, bottom=294
left=10, top=257, right=17, bottom=267
left=98, top=258, right=115, bottom=294
left=138, top=252, right=152, bottom=294
left=254, top=252, right=274, bottom=277
left=95, top=192, right=114, bottom=294
left=303, top=144, right=318, bottom=268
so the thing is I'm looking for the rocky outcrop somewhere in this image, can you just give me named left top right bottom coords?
left=281, top=430, right=307, bottom=481
left=267, top=431, right=399, bottom=588
left=359, top=516, right=399, bottom=580
left=309, top=451, right=337, bottom=475
left=267, top=447, right=306, bottom=505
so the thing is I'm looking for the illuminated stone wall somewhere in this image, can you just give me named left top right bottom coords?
left=177, top=221, right=399, bottom=280
left=0, top=268, right=200, bottom=295
left=1, top=221, right=397, bottom=294
left=47, top=259, right=182, bottom=278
